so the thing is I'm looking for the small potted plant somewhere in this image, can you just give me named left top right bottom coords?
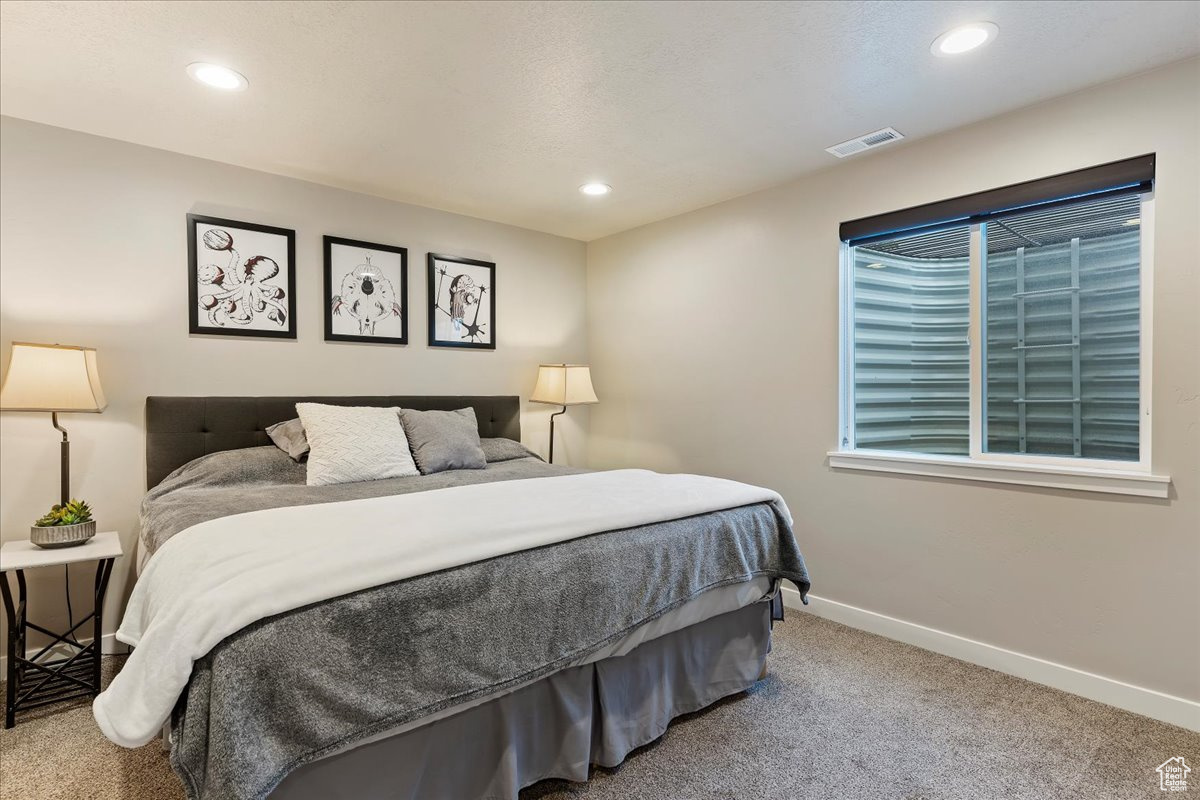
left=31, top=499, right=96, bottom=549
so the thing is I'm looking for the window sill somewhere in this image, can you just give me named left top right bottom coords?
left=826, top=450, right=1171, bottom=499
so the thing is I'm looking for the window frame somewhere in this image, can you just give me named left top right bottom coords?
left=833, top=192, right=1169, bottom=498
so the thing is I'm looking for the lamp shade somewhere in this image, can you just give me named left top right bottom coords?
left=0, top=342, right=107, bottom=412
left=530, top=364, right=598, bottom=406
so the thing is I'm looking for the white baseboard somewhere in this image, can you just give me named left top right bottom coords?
left=0, top=632, right=129, bottom=675
left=780, top=586, right=1200, bottom=733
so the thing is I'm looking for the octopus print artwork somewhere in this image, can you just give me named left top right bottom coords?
left=427, top=253, right=496, bottom=350
left=187, top=214, right=297, bottom=339
left=324, top=236, right=408, bottom=344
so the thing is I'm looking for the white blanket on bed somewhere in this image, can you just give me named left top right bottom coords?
left=93, top=469, right=790, bottom=748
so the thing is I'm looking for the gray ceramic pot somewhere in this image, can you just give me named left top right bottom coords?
left=30, top=520, right=96, bottom=549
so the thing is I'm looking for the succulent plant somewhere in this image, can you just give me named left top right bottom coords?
left=34, top=499, right=94, bottom=527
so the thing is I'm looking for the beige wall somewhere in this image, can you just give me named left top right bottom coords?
left=586, top=59, right=1200, bottom=700
left=0, top=117, right=589, bottom=642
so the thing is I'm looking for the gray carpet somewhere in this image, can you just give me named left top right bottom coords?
left=1, top=613, right=1195, bottom=799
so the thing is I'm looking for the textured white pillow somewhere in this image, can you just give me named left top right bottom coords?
left=295, top=403, right=419, bottom=487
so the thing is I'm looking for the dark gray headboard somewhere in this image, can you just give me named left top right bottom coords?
left=145, top=395, right=521, bottom=489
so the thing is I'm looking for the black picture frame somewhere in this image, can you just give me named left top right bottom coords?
left=427, top=253, right=496, bottom=350
left=324, top=236, right=409, bottom=345
left=187, top=214, right=297, bottom=339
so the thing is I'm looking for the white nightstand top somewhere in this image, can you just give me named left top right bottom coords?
left=0, top=531, right=122, bottom=572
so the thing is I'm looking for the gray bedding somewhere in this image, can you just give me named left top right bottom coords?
left=140, top=439, right=569, bottom=558
left=144, top=445, right=810, bottom=800
left=271, top=601, right=773, bottom=800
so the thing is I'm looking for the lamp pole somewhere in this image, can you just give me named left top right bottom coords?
left=50, top=412, right=69, bottom=506
left=548, top=404, right=567, bottom=464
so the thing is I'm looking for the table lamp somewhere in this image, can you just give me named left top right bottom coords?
left=530, top=364, right=597, bottom=464
left=0, top=342, right=107, bottom=505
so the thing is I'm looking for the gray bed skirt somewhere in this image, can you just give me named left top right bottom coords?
left=269, top=599, right=773, bottom=800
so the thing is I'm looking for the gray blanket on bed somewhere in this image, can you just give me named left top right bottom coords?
left=140, top=439, right=573, bottom=558
left=145, top=446, right=810, bottom=800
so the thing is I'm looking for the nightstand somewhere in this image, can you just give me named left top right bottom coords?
left=0, top=531, right=122, bottom=728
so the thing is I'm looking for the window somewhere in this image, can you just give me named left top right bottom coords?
left=834, top=156, right=1169, bottom=497
left=850, top=225, right=971, bottom=455
left=983, top=194, right=1141, bottom=461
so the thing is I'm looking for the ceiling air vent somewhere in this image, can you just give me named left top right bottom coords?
left=825, top=127, right=904, bottom=158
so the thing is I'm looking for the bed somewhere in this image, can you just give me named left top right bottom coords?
left=95, top=395, right=810, bottom=800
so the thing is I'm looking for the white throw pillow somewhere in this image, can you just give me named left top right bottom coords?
left=295, top=403, right=419, bottom=486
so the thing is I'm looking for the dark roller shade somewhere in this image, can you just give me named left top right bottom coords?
left=840, top=153, right=1154, bottom=245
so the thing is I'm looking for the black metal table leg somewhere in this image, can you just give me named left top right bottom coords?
left=1, top=569, right=26, bottom=729
left=1, top=558, right=115, bottom=728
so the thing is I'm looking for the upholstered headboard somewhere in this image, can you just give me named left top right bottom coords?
left=145, top=395, right=521, bottom=489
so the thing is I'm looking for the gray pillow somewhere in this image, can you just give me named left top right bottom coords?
left=480, top=437, right=542, bottom=464
left=398, top=407, right=487, bottom=475
left=266, top=417, right=309, bottom=462
left=298, top=403, right=419, bottom=486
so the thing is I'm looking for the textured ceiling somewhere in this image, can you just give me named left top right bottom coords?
left=1, top=1, right=1197, bottom=241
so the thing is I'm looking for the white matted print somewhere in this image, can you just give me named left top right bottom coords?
left=188, top=214, right=296, bottom=338
left=324, top=236, right=408, bottom=344
left=427, top=253, right=496, bottom=350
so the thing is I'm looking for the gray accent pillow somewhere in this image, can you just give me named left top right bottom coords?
left=480, top=437, right=543, bottom=464
left=266, top=418, right=309, bottom=462
left=398, top=407, right=487, bottom=475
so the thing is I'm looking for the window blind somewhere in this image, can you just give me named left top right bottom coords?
left=840, top=154, right=1154, bottom=246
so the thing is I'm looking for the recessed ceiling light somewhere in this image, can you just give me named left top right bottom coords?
left=579, top=183, right=612, bottom=196
left=187, top=62, right=248, bottom=91
left=931, top=22, right=998, bottom=57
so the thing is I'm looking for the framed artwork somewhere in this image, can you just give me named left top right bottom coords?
left=188, top=214, right=296, bottom=338
left=427, top=253, right=496, bottom=350
left=324, top=236, right=408, bottom=344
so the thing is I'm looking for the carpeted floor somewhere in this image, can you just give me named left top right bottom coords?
left=1, top=613, right=1195, bottom=799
